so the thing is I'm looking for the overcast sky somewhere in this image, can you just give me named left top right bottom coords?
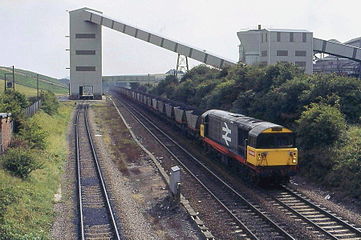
left=1, top=0, right=360, bottom=79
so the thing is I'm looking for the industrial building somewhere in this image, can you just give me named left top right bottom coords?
left=69, top=8, right=103, bottom=100
left=237, top=26, right=313, bottom=74
left=68, top=8, right=361, bottom=99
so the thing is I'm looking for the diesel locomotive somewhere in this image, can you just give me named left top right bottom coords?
left=116, top=87, right=298, bottom=183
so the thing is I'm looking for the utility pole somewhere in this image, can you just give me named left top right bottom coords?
left=12, top=66, right=15, bottom=91
left=36, top=74, right=39, bottom=99
left=4, top=74, right=6, bottom=92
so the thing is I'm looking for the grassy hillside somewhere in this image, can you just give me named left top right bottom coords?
left=0, top=67, right=68, bottom=95
left=0, top=80, right=39, bottom=97
left=0, top=102, right=74, bottom=239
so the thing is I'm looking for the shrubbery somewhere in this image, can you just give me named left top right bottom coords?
left=1, top=148, right=42, bottom=179
left=40, top=90, right=59, bottom=115
left=0, top=90, right=28, bottom=132
left=18, top=119, right=47, bottom=150
left=296, top=103, right=346, bottom=150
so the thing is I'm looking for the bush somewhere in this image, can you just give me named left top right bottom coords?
left=2, top=148, right=43, bottom=179
left=18, top=119, right=47, bottom=150
left=0, top=90, right=28, bottom=132
left=296, top=103, right=347, bottom=150
left=324, top=126, right=361, bottom=198
left=40, top=90, right=59, bottom=115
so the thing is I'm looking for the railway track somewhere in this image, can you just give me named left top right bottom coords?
left=114, top=94, right=295, bottom=240
left=74, top=104, right=122, bottom=240
left=266, top=185, right=361, bottom=240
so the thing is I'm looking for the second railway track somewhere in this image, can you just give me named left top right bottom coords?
left=265, top=185, right=361, bottom=240
left=113, top=92, right=361, bottom=240
left=75, top=103, right=122, bottom=240
left=113, top=94, right=295, bottom=240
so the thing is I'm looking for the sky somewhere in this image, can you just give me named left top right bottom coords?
left=1, top=0, right=360, bottom=79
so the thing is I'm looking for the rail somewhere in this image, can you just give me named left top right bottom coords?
left=74, top=104, right=121, bottom=239
left=115, top=93, right=295, bottom=239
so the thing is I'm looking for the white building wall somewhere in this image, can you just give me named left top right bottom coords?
left=238, top=28, right=313, bottom=74
left=69, top=8, right=102, bottom=99
left=237, top=31, right=261, bottom=64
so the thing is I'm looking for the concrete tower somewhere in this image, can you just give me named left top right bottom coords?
left=69, top=8, right=102, bottom=99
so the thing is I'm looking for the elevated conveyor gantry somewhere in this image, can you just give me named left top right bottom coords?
left=81, top=9, right=235, bottom=69
left=313, top=38, right=361, bottom=62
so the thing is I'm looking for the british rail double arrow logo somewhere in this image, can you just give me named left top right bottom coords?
left=222, top=122, right=232, bottom=146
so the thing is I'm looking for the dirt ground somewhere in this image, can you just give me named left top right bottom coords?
left=90, top=100, right=202, bottom=240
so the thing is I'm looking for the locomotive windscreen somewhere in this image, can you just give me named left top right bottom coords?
left=256, top=133, right=295, bottom=149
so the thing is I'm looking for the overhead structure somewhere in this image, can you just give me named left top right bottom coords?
left=69, top=7, right=235, bottom=99
left=313, top=38, right=361, bottom=62
left=237, top=27, right=361, bottom=74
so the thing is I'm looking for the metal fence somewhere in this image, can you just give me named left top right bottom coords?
left=24, top=99, right=42, bottom=117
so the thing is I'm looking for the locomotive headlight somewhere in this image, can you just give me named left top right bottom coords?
left=289, top=151, right=297, bottom=164
left=257, top=153, right=262, bottom=161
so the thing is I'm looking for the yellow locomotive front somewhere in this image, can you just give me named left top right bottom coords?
left=246, top=126, right=298, bottom=180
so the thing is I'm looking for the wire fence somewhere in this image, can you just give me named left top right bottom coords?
left=24, top=99, right=42, bottom=118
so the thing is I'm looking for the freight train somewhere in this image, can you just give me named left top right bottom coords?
left=116, top=87, right=298, bottom=183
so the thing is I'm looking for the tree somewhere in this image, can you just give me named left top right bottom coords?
left=40, top=90, right=59, bottom=115
left=0, top=90, right=28, bottom=132
left=296, top=103, right=346, bottom=150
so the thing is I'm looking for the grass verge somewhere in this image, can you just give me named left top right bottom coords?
left=0, top=102, right=74, bottom=239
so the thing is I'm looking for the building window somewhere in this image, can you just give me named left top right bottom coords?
left=295, top=50, right=306, bottom=56
left=302, top=33, right=307, bottom=42
left=76, top=66, right=96, bottom=71
left=277, top=50, right=288, bottom=56
left=75, top=33, right=96, bottom=39
left=290, top=32, right=294, bottom=42
left=75, top=50, right=96, bottom=55
left=261, top=33, right=263, bottom=43
left=261, top=50, right=267, bottom=57
left=295, top=61, right=306, bottom=67
left=277, top=32, right=281, bottom=42
left=265, top=33, right=268, bottom=42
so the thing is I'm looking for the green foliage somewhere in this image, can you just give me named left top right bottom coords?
left=0, top=90, right=28, bottom=132
left=324, top=126, right=361, bottom=198
left=2, top=148, right=43, bottom=179
left=40, top=90, right=59, bottom=115
left=203, top=79, right=239, bottom=110
left=151, top=62, right=361, bottom=198
left=296, top=103, right=346, bottom=150
left=18, top=119, right=47, bottom=150
left=171, top=79, right=196, bottom=103
left=151, top=74, right=178, bottom=97
left=0, top=187, right=18, bottom=223
left=0, top=103, right=74, bottom=239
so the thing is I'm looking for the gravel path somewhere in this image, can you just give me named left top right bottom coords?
left=51, top=109, right=78, bottom=239
left=89, top=100, right=202, bottom=240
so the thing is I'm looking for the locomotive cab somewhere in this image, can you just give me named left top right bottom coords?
left=246, top=126, right=298, bottom=178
